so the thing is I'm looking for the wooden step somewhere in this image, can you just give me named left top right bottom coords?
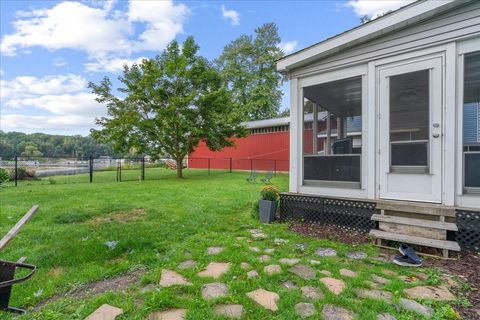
left=371, top=214, right=458, bottom=231
left=369, top=230, right=461, bottom=251
left=376, top=200, right=455, bottom=217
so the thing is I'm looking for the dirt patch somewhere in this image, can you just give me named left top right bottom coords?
left=34, top=267, right=146, bottom=311
left=48, top=267, right=64, bottom=278
left=87, top=208, right=146, bottom=224
left=289, top=222, right=370, bottom=245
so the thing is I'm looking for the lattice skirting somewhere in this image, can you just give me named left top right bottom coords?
left=279, top=193, right=376, bottom=233
left=456, top=210, right=480, bottom=251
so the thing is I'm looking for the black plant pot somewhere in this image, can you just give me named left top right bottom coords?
left=259, top=199, right=277, bottom=224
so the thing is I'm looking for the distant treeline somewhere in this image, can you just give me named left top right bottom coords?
left=0, top=131, right=117, bottom=160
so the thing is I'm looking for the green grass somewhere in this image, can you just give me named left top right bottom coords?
left=0, top=169, right=463, bottom=319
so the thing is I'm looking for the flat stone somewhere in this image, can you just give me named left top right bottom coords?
left=404, top=285, right=455, bottom=301
left=201, top=282, right=228, bottom=300
left=213, top=304, right=243, bottom=319
left=320, top=270, right=332, bottom=276
left=249, top=228, right=263, bottom=234
left=377, top=313, right=397, bottom=320
left=264, top=248, right=275, bottom=254
left=264, top=264, right=281, bottom=275
left=282, top=280, right=298, bottom=290
left=414, top=272, right=429, bottom=281
left=320, top=277, right=346, bottom=295
left=309, top=260, right=321, bottom=265
left=184, top=252, right=192, bottom=258
left=441, top=274, right=461, bottom=288
left=301, top=286, right=324, bottom=300
left=236, top=236, right=246, bottom=241
left=207, top=247, right=225, bottom=255
left=315, top=248, right=337, bottom=257
left=279, top=258, right=300, bottom=266
left=382, top=269, right=398, bottom=276
left=399, top=298, right=433, bottom=318
left=398, top=275, right=418, bottom=283
left=258, top=255, right=271, bottom=262
left=252, top=233, right=267, bottom=240
left=140, top=284, right=155, bottom=294
left=249, top=246, right=261, bottom=252
left=355, top=289, right=392, bottom=302
left=247, top=270, right=259, bottom=278
left=85, top=304, right=123, bottom=320
left=288, top=264, right=316, bottom=280
left=274, top=238, right=289, bottom=245
left=159, top=269, right=191, bottom=287
left=365, top=280, right=381, bottom=289
left=246, top=288, right=279, bottom=311
left=148, top=309, right=187, bottom=320
left=198, top=262, right=231, bottom=279
left=240, top=262, right=251, bottom=270
left=295, top=302, right=315, bottom=318
left=322, top=305, right=355, bottom=320
left=346, top=251, right=367, bottom=259
left=295, top=243, right=308, bottom=251
left=178, top=260, right=197, bottom=270
left=339, top=268, right=357, bottom=278
left=372, top=275, right=390, bottom=285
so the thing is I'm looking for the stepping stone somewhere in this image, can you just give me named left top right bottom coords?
left=322, top=305, right=355, bottom=320
left=198, top=262, right=231, bottom=279
left=201, top=282, right=228, bottom=300
left=159, top=269, right=191, bottom=287
left=184, top=252, right=192, bottom=258
left=247, top=270, right=259, bottom=278
left=320, top=270, right=332, bottom=276
left=85, top=304, right=123, bottom=320
left=346, top=251, right=367, bottom=259
left=240, top=262, right=251, bottom=270
left=382, top=269, right=398, bottom=276
left=279, top=258, right=300, bottom=266
left=258, top=255, right=271, bottom=262
left=264, top=264, right=281, bottom=275
left=178, top=260, right=197, bottom=270
left=404, top=285, right=455, bottom=301
left=140, top=284, right=155, bottom=294
left=249, top=246, right=261, bottom=252
left=148, top=309, right=187, bottom=320
left=441, top=274, right=461, bottom=288
left=372, top=275, right=390, bottom=285
left=249, top=229, right=268, bottom=239
left=213, top=304, right=243, bottom=319
left=264, top=248, right=275, bottom=254
left=414, top=272, right=429, bottom=281
left=295, top=302, right=315, bottom=318
left=365, top=280, right=381, bottom=289
left=236, top=236, right=246, bottom=241
left=398, top=275, right=418, bottom=283
left=320, top=277, right=345, bottom=295
left=315, top=248, right=337, bottom=257
left=207, top=247, right=225, bottom=255
left=355, top=289, right=392, bottom=302
left=399, top=298, right=433, bottom=318
left=378, top=313, right=397, bottom=320
left=295, top=243, right=308, bottom=251
left=301, top=286, right=324, bottom=300
left=288, top=264, right=316, bottom=280
left=274, top=238, right=289, bottom=245
left=246, top=288, right=279, bottom=311
left=309, top=260, right=321, bottom=265
left=249, top=229, right=263, bottom=234
left=282, top=280, right=298, bottom=290
left=339, top=268, right=357, bottom=278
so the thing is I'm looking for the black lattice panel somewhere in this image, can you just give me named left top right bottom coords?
left=279, top=193, right=376, bottom=233
left=456, top=210, right=480, bottom=251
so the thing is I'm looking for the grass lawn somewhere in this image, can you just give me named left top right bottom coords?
left=0, top=169, right=465, bottom=319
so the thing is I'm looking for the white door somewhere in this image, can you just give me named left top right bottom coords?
left=378, top=57, right=443, bottom=203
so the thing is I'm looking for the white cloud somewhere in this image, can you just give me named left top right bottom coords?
left=0, top=114, right=98, bottom=132
left=84, top=56, right=146, bottom=73
left=279, top=41, right=298, bottom=54
left=1, top=0, right=189, bottom=58
left=346, top=0, right=415, bottom=19
left=53, top=57, right=67, bottom=67
left=221, top=5, right=240, bottom=26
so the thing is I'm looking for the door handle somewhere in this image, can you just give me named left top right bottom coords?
left=432, top=133, right=440, bottom=138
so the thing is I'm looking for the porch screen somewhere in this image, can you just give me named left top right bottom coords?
left=302, top=76, right=362, bottom=186
left=463, top=51, right=480, bottom=190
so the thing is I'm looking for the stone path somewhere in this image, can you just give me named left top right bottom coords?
left=356, top=289, right=392, bottom=302
left=159, top=269, right=191, bottom=287
left=178, top=260, right=197, bottom=270
left=246, top=288, right=280, bottom=311
left=213, top=304, right=243, bottom=319
left=264, top=264, right=281, bottom=275
left=320, top=277, right=346, bottom=295
left=197, top=262, right=231, bottom=279
left=282, top=280, right=297, bottom=290
left=399, top=298, right=433, bottom=318
left=85, top=304, right=123, bottom=320
left=207, top=247, right=225, bottom=255
left=147, top=309, right=186, bottom=320
left=346, top=251, right=367, bottom=259
left=322, top=305, right=355, bottom=320
left=404, top=285, right=455, bottom=301
left=377, top=313, right=397, bottom=320
left=258, top=254, right=271, bottom=262
left=288, top=264, right=316, bottom=280
left=295, top=302, right=315, bottom=318
left=201, top=283, right=228, bottom=300
left=301, top=286, right=324, bottom=300
left=339, top=268, right=357, bottom=278
left=279, top=258, right=300, bottom=265
left=247, top=270, right=259, bottom=278
left=315, top=247, right=337, bottom=257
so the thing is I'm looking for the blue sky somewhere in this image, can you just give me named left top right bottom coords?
left=0, top=0, right=413, bottom=135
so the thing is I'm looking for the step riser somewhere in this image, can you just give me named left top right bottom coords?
left=379, top=222, right=447, bottom=240
left=369, top=230, right=460, bottom=251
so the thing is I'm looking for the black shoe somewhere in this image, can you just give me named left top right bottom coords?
left=399, top=244, right=422, bottom=265
left=393, top=254, right=422, bottom=267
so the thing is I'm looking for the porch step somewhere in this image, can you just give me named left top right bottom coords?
left=371, top=214, right=458, bottom=231
left=376, top=200, right=455, bottom=217
left=369, top=230, right=461, bottom=251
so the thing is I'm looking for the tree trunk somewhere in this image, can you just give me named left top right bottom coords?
left=176, top=156, right=183, bottom=178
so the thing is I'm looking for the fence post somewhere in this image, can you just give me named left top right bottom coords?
left=119, top=160, right=122, bottom=182
left=250, top=158, right=253, bottom=173
left=229, top=158, right=232, bottom=173
left=14, top=155, right=18, bottom=187
left=274, top=159, right=277, bottom=177
left=89, top=156, right=93, bottom=183
left=116, top=160, right=119, bottom=182
left=208, top=158, right=210, bottom=175
left=141, top=156, right=145, bottom=181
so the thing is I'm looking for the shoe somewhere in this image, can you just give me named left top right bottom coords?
left=393, top=254, right=422, bottom=267
left=399, top=244, right=422, bottom=265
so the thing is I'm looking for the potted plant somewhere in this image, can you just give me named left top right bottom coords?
left=258, top=185, right=279, bottom=223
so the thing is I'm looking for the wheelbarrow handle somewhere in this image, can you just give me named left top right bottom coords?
left=0, top=262, right=36, bottom=288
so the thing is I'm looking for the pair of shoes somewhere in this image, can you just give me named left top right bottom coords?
left=393, top=244, right=422, bottom=267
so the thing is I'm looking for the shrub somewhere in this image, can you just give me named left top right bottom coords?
left=0, top=168, right=9, bottom=185
left=9, top=167, right=37, bottom=181
left=260, top=185, right=279, bottom=201
left=48, top=177, right=57, bottom=185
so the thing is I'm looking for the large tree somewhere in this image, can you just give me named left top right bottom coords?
left=217, top=23, right=284, bottom=121
left=89, top=37, right=245, bottom=178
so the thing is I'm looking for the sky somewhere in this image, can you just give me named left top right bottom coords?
left=0, top=0, right=414, bottom=136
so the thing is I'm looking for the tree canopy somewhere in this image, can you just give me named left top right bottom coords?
left=89, top=37, right=246, bottom=178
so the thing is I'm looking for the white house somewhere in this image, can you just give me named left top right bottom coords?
left=277, top=0, right=480, bottom=255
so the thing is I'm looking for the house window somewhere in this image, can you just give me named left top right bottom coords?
left=302, top=76, right=362, bottom=187
left=463, top=51, right=480, bottom=191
